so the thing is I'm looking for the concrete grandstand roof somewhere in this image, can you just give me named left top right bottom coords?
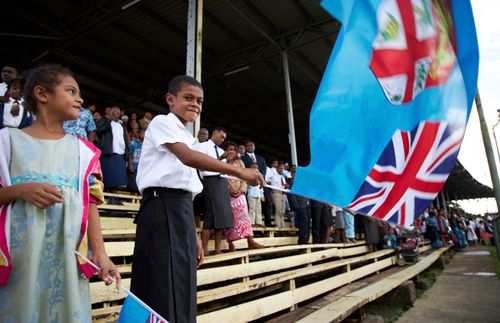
left=1, top=0, right=491, bottom=200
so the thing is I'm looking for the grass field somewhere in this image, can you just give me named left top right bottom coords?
left=486, top=242, right=500, bottom=279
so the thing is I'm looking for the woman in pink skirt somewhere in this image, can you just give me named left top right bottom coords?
left=224, top=141, right=264, bottom=252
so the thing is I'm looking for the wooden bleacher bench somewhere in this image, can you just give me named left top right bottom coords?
left=97, top=192, right=141, bottom=214
left=295, top=245, right=451, bottom=323
left=91, top=240, right=390, bottom=321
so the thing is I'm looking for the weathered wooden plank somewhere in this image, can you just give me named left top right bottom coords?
left=98, top=204, right=140, bottom=212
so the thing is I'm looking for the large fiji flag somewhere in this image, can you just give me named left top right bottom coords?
left=291, top=0, right=479, bottom=226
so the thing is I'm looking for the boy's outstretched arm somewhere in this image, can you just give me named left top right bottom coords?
left=166, top=142, right=265, bottom=187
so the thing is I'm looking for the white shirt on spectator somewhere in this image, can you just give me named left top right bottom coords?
left=247, top=185, right=263, bottom=198
left=269, top=171, right=286, bottom=189
left=195, top=139, right=224, bottom=177
left=283, top=170, right=292, bottom=178
left=0, top=82, right=7, bottom=96
left=3, top=97, right=24, bottom=128
left=265, top=166, right=276, bottom=183
left=136, top=113, right=203, bottom=196
left=111, top=120, right=125, bottom=154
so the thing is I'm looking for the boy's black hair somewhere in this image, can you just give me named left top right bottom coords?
left=212, top=126, right=226, bottom=134
left=23, top=63, right=74, bottom=113
left=168, top=75, right=202, bottom=95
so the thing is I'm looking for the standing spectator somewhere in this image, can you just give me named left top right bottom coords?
left=88, top=103, right=96, bottom=113
left=241, top=140, right=267, bottom=175
left=223, top=142, right=264, bottom=251
left=242, top=140, right=270, bottom=226
left=0, top=78, right=32, bottom=129
left=288, top=174, right=310, bottom=244
left=63, top=104, right=96, bottom=141
left=364, top=216, right=380, bottom=252
left=237, top=143, right=246, bottom=157
left=196, top=127, right=234, bottom=256
left=0, top=64, right=18, bottom=100
left=139, top=111, right=152, bottom=130
left=269, top=163, right=288, bottom=228
left=310, top=200, right=332, bottom=243
left=197, top=127, right=209, bottom=143
left=466, top=219, right=478, bottom=245
left=343, top=209, right=356, bottom=242
left=425, top=210, right=442, bottom=249
left=96, top=105, right=132, bottom=192
left=127, top=112, right=138, bottom=132
left=247, top=163, right=264, bottom=227
left=333, top=205, right=347, bottom=243
left=127, top=129, right=144, bottom=192
left=93, top=111, right=101, bottom=123
left=193, top=127, right=209, bottom=227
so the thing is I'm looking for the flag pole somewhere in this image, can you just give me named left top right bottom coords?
left=74, top=251, right=169, bottom=323
left=221, top=174, right=290, bottom=194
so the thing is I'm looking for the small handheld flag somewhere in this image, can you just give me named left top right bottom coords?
left=292, top=0, right=479, bottom=227
left=74, top=251, right=168, bottom=323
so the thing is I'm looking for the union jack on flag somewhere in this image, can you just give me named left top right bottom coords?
left=348, top=121, right=464, bottom=226
left=149, top=314, right=167, bottom=323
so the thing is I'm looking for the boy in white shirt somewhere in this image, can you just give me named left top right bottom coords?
left=247, top=163, right=265, bottom=226
left=131, top=75, right=264, bottom=323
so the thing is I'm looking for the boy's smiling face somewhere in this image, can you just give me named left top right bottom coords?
left=166, top=84, right=203, bottom=125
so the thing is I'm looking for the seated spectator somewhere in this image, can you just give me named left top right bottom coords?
left=0, top=78, right=32, bottom=129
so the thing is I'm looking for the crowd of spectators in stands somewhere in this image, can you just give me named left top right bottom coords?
left=1, top=63, right=495, bottom=256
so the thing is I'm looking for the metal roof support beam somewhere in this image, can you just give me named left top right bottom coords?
left=282, top=50, right=298, bottom=165
left=186, top=0, right=204, bottom=135
left=475, top=91, right=500, bottom=213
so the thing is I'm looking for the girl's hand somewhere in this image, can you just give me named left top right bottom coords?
left=93, top=252, right=121, bottom=289
left=196, top=238, right=204, bottom=268
left=18, top=182, right=64, bottom=208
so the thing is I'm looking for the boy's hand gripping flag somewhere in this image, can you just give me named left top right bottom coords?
left=292, top=0, right=479, bottom=227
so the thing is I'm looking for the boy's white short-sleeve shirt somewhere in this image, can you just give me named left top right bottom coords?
left=136, top=113, right=203, bottom=196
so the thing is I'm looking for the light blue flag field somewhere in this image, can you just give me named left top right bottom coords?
left=292, top=0, right=479, bottom=226
left=118, top=294, right=167, bottom=323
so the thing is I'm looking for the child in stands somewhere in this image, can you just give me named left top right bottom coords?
left=0, top=63, right=120, bottom=322
left=131, top=75, right=264, bottom=322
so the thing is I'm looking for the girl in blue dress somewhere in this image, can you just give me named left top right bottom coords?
left=0, top=64, right=120, bottom=322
